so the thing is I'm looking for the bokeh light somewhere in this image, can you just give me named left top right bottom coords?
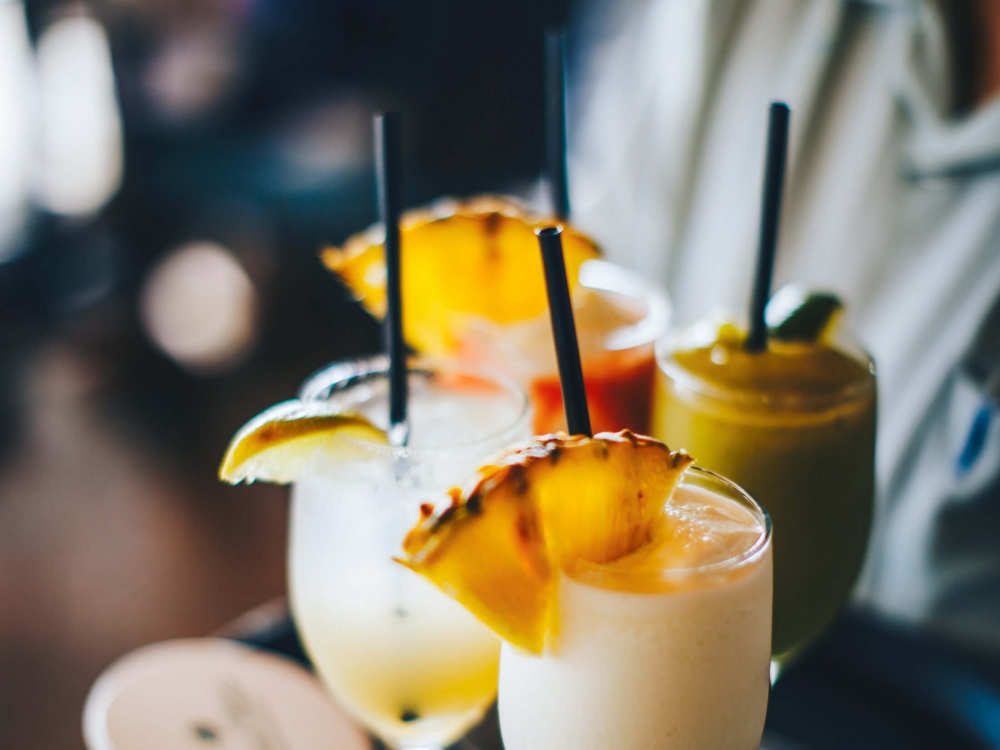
left=0, top=0, right=34, bottom=260
left=35, top=12, right=124, bottom=216
left=139, top=240, right=259, bottom=374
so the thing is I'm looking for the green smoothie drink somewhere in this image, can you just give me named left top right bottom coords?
left=652, top=321, right=875, bottom=660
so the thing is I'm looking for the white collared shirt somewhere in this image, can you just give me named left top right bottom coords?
left=572, top=0, right=1000, bottom=649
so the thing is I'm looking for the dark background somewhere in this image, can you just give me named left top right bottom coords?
left=4, top=2, right=1000, bottom=749
left=0, top=1, right=569, bottom=747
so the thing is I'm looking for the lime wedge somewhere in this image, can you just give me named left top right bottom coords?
left=766, top=284, right=843, bottom=342
left=219, top=400, right=387, bottom=485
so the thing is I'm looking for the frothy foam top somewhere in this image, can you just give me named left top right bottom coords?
left=569, top=484, right=767, bottom=593
left=618, top=485, right=764, bottom=570
left=669, top=323, right=871, bottom=400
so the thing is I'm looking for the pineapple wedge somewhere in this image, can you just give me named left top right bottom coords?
left=399, top=431, right=693, bottom=653
left=322, top=196, right=601, bottom=354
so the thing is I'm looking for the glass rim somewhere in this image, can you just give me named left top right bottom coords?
left=654, top=328, right=876, bottom=410
left=567, top=466, right=772, bottom=584
left=297, top=354, right=532, bottom=457
left=579, top=259, right=671, bottom=351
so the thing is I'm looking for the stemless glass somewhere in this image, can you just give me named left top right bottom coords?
left=498, top=468, right=773, bottom=750
left=458, top=259, right=670, bottom=435
left=652, top=327, right=876, bottom=663
left=289, top=356, right=531, bottom=750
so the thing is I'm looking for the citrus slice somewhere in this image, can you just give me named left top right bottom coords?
left=766, top=284, right=843, bottom=343
left=321, top=195, right=601, bottom=354
left=219, top=400, right=387, bottom=485
left=399, top=431, right=693, bottom=653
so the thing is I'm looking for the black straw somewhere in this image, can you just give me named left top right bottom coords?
left=746, top=102, right=791, bottom=353
left=545, top=29, right=570, bottom=220
left=375, top=112, right=408, bottom=440
left=537, top=226, right=591, bottom=436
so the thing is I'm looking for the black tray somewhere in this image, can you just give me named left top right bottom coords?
left=226, top=599, right=1000, bottom=750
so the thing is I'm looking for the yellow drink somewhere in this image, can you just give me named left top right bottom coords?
left=652, top=324, right=875, bottom=659
left=290, top=358, right=531, bottom=749
left=291, top=509, right=501, bottom=744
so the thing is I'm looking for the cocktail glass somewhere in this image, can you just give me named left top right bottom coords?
left=498, top=467, right=773, bottom=750
left=289, top=355, right=531, bottom=749
left=458, top=259, right=670, bottom=435
left=652, top=323, right=876, bottom=663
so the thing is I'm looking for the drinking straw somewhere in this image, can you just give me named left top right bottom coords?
left=745, top=102, right=791, bottom=353
left=374, top=112, right=408, bottom=442
left=545, top=29, right=570, bottom=220
left=537, top=226, right=592, bottom=436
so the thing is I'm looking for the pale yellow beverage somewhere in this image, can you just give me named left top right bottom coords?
left=292, top=470, right=502, bottom=744
left=499, top=468, right=773, bottom=750
left=289, top=357, right=531, bottom=749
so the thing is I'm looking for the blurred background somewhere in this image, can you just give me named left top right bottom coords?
left=0, top=0, right=569, bottom=746
left=4, top=1, right=1000, bottom=749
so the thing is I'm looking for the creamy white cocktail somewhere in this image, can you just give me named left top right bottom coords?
left=400, top=432, right=773, bottom=750
left=289, top=357, right=531, bottom=749
left=499, top=469, right=772, bottom=750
